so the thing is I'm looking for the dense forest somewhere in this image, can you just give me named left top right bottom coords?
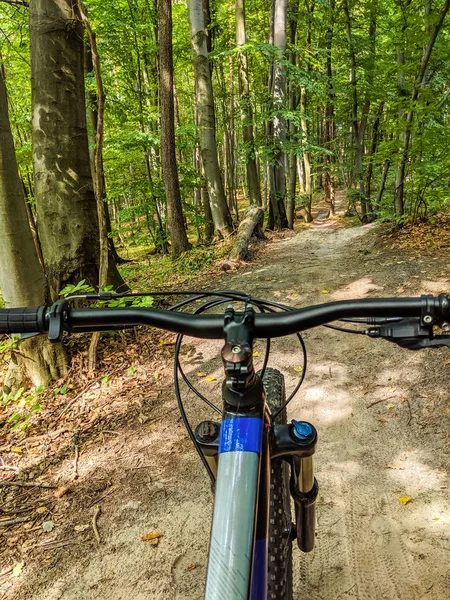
left=0, top=0, right=450, bottom=389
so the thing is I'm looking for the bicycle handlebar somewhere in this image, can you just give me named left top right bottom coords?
left=1, top=294, right=449, bottom=339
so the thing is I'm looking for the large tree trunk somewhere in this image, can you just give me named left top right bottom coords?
left=30, top=0, right=108, bottom=299
left=268, top=0, right=289, bottom=229
left=159, top=0, right=191, bottom=256
left=236, top=0, right=261, bottom=207
left=188, top=0, right=233, bottom=238
left=0, top=67, right=67, bottom=393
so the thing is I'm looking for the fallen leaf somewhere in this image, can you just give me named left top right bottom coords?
left=158, top=340, right=176, bottom=347
left=142, top=531, right=163, bottom=546
left=399, top=496, right=412, bottom=506
left=252, top=351, right=260, bottom=357
left=74, top=524, right=90, bottom=532
left=293, top=366, right=303, bottom=373
left=378, top=418, right=388, bottom=423
left=12, top=448, right=23, bottom=454
left=321, top=289, right=329, bottom=294
left=432, top=517, right=440, bottom=521
left=42, top=521, right=55, bottom=532
left=401, top=396, right=408, bottom=403
left=387, top=403, right=395, bottom=409
left=12, top=562, right=24, bottom=577
left=206, top=376, right=216, bottom=382
left=36, top=507, right=47, bottom=514
left=196, top=372, right=207, bottom=377
left=154, top=373, right=160, bottom=380
left=443, top=359, right=450, bottom=366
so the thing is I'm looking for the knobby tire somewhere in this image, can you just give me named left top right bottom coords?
left=261, top=368, right=294, bottom=600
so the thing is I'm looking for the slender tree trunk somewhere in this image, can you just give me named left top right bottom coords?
left=376, top=160, right=390, bottom=210
left=343, top=0, right=366, bottom=221
left=236, top=0, right=261, bottom=206
left=323, top=0, right=336, bottom=217
left=300, top=88, right=312, bottom=222
left=286, top=0, right=300, bottom=229
left=0, top=67, right=67, bottom=392
left=365, top=101, right=384, bottom=215
left=394, top=0, right=450, bottom=217
left=159, top=0, right=191, bottom=256
left=188, top=0, right=233, bottom=238
left=84, top=43, right=127, bottom=268
left=268, top=0, right=288, bottom=229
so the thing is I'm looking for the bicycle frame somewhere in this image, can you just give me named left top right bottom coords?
left=199, top=305, right=318, bottom=600
left=204, top=403, right=269, bottom=600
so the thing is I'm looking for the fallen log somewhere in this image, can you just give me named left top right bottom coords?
left=228, top=205, right=265, bottom=263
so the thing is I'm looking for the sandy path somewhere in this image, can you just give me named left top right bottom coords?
left=7, top=197, right=449, bottom=600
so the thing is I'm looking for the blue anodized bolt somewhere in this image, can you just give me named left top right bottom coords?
left=291, top=419, right=313, bottom=441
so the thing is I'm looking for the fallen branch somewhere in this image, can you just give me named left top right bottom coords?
left=0, top=515, right=34, bottom=527
left=228, top=205, right=265, bottom=263
left=92, top=504, right=101, bottom=544
left=73, top=445, right=79, bottom=479
left=0, top=481, right=56, bottom=489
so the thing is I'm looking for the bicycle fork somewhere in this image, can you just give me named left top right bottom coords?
left=272, top=418, right=318, bottom=552
left=196, top=416, right=319, bottom=554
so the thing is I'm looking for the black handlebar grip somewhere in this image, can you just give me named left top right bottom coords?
left=0, top=307, right=47, bottom=334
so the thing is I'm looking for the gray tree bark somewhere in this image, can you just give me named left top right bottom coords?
left=159, top=0, right=191, bottom=256
left=236, top=0, right=261, bottom=206
left=30, top=0, right=115, bottom=299
left=267, top=0, right=288, bottom=229
left=188, top=0, right=233, bottom=238
left=0, top=67, right=67, bottom=392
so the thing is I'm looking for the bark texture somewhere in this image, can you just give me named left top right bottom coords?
left=30, top=0, right=100, bottom=298
left=0, top=68, right=67, bottom=391
left=236, top=0, right=261, bottom=206
left=228, top=205, right=265, bottom=262
left=268, top=0, right=288, bottom=229
left=159, top=0, right=191, bottom=255
left=188, top=0, right=233, bottom=237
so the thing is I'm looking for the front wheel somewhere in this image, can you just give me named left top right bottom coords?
left=260, top=368, right=293, bottom=600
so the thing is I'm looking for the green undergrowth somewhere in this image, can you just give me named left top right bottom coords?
left=118, top=241, right=233, bottom=291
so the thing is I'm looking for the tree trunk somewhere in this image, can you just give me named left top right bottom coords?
left=394, top=0, right=450, bottom=218
left=188, top=0, right=233, bottom=238
left=323, top=0, right=336, bottom=217
left=236, top=0, right=261, bottom=206
left=228, top=205, right=265, bottom=262
left=343, top=0, right=366, bottom=221
left=30, top=0, right=105, bottom=299
left=268, top=0, right=289, bottom=229
left=0, top=67, right=67, bottom=393
left=84, top=41, right=126, bottom=269
left=159, top=0, right=191, bottom=256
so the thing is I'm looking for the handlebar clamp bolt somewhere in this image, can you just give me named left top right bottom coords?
left=423, top=315, right=433, bottom=324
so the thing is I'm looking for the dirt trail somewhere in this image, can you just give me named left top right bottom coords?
left=3, top=195, right=449, bottom=600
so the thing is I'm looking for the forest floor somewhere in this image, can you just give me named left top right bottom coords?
left=1, top=191, right=449, bottom=600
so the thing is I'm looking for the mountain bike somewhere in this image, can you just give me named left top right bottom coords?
left=1, top=290, right=449, bottom=600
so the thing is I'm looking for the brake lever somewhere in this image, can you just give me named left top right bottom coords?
left=366, top=318, right=450, bottom=350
